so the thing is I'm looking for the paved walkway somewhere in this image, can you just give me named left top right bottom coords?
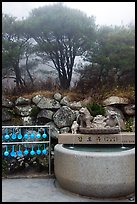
left=2, top=177, right=135, bottom=202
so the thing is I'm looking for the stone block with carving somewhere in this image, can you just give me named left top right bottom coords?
left=78, top=107, right=93, bottom=128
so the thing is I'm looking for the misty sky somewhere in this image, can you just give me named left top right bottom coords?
left=2, top=2, right=135, bottom=26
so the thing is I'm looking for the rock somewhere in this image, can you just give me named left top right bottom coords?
left=53, top=106, right=76, bottom=128
left=2, top=96, right=13, bottom=108
left=32, top=95, right=43, bottom=105
left=15, top=97, right=31, bottom=105
left=105, top=106, right=125, bottom=119
left=74, top=110, right=80, bottom=121
left=60, top=127, right=70, bottom=134
left=45, top=122, right=59, bottom=139
left=15, top=105, right=32, bottom=116
left=2, top=108, right=12, bottom=121
left=53, top=93, right=62, bottom=101
left=69, top=101, right=82, bottom=110
left=37, top=109, right=54, bottom=120
left=124, top=104, right=135, bottom=116
left=36, top=109, right=54, bottom=124
left=37, top=97, right=61, bottom=110
left=103, top=96, right=129, bottom=106
left=60, top=96, right=70, bottom=106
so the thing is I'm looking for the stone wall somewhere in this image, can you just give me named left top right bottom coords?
left=2, top=93, right=135, bottom=138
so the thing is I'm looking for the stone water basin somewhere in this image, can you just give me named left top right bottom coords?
left=54, top=144, right=135, bottom=198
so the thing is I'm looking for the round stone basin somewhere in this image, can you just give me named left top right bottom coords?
left=54, top=144, right=135, bottom=198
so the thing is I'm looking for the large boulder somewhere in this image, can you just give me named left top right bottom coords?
left=15, top=97, right=31, bottom=105
left=32, top=95, right=43, bottom=105
left=36, top=97, right=61, bottom=110
left=103, top=96, right=129, bottom=106
left=37, top=109, right=54, bottom=120
left=69, top=101, right=82, bottom=110
left=37, top=109, right=54, bottom=124
left=45, top=122, right=59, bottom=139
left=53, top=106, right=76, bottom=128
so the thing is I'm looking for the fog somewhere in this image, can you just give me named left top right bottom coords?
left=2, top=2, right=135, bottom=26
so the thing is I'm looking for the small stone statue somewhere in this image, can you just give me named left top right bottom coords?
left=78, top=107, right=93, bottom=128
left=71, top=121, right=79, bottom=134
left=105, top=111, right=124, bottom=130
left=91, top=115, right=106, bottom=128
left=105, top=112, right=118, bottom=127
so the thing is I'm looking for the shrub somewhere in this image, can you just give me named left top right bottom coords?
left=2, top=159, right=8, bottom=177
left=125, top=117, right=133, bottom=132
left=30, top=106, right=40, bottom=118
left=86, top=102, right=106, bottom=117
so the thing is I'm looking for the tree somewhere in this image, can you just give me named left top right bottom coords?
left=79, top=24, right=135, bottom=91
left=2, top=14, right=37, bottom=90
left=25, top=3, right=96, bottom=90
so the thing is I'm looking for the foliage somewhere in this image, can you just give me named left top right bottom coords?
left=2, top=14, right=39, bottom=89
left=30, top=106, right=40, bottom=118
left=125, top=117, right=133, bottom=132
left=76, top=24, right=135, bottom=92
left=86, top=102, right=106, bottom=117
left=2, top=8, right=135, bottom=95
left=2, top=159, right=8, bottom=177
left=25, top=3, right=96, bottom=90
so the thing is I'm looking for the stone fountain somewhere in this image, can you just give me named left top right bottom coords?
left=54, top=108, right=135, bottom=198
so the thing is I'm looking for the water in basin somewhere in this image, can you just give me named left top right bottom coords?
left=63, top=144, right=135, bottom=152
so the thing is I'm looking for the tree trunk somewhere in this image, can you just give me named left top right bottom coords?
left=60, top=77, right=70, bottom=90
left=14, top=65, right=25, bottom=89
left=25, top=55, right=34, bottom=85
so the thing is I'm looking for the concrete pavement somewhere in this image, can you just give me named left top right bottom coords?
left=2, top=177, right=135, bottom=202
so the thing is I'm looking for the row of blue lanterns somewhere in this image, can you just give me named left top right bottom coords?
left=3, top=128, right=48, bottom=140
left=3, top=144, right=47, bottom=157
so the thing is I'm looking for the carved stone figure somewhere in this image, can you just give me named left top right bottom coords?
left=71, top=120, right=79, bottom=134
left=91, top=115, right=106, bottom=128
left=78, top=107, right=93, bottom=128
left=105, top=114, right=119, bottom=128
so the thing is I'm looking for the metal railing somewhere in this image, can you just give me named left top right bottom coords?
left=2, top=125, right=51, bottom=175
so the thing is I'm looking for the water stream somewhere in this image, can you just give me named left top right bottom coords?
left=115, top=115, right=126, bottom=150
left=69, top=134, right=75, bottom=149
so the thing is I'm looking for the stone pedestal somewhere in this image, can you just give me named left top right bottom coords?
left=58, top=132, right=135, bottom=144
